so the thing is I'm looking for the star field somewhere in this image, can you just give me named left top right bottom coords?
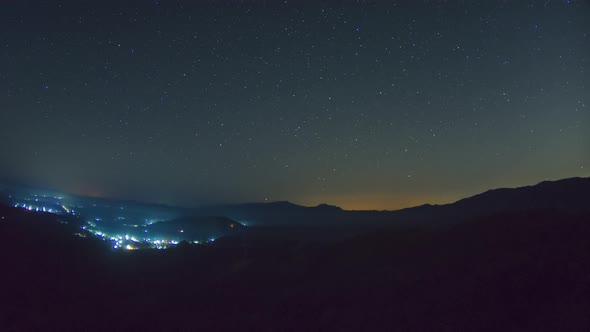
left=0, top=1, right=588, bottom=210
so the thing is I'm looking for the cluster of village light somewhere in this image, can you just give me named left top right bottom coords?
left=13, top=202, right=74, bottom=215
left=9, top=194, right=220, bottom=251
left=85, top=228, right=215, bottom=250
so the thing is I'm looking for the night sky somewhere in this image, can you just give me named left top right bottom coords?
left=0, top=1, right=588, bottom=210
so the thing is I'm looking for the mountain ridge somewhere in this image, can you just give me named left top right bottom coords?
left=185, top=176, right=590, bottom=227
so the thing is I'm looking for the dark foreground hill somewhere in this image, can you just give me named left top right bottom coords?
left=1, top=178, right=590, bottom=331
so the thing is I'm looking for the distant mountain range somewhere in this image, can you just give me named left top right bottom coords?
left=188, top=177, right=590, bottom=227
left=2, top=177, right=589, bottom=231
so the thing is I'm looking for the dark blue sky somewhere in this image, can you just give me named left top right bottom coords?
left=0, top=1, right=588, bottom=209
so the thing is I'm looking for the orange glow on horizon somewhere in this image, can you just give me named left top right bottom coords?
left=295, top=193, right=459, bottom=211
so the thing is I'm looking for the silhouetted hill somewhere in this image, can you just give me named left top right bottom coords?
left=393, top=176, right=590, bottom=225
left=314, top=203, right=343, bottom=212
left=452, top=177, right=590, bottom=214
left=190, top=200, right=349, bottom=226
left=188, top=177, right=590, bottom=228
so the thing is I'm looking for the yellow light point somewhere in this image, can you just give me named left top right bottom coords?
left=61, top=205, right=70, bottom=213
left=125, top=245, right=136, bottom=250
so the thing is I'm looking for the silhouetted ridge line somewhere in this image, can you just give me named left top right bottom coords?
left=186, top=177, right=590, bottom=227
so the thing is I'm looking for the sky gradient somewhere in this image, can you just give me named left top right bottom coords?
left=1, top=1, right=588, bottom=210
